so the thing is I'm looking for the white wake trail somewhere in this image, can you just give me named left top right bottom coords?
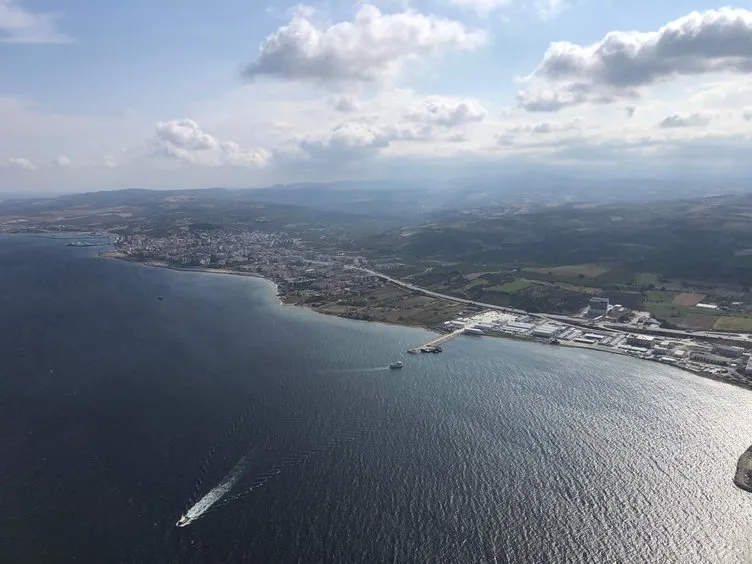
left=182, top=450, right=254, bottom=523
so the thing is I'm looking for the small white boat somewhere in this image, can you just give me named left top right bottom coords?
left=389, top=361, right=403, bottom=369
left=176, top=515, right=192, bottom=527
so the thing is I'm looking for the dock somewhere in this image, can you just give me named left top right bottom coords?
left=408, top=328, right=466, bottom=354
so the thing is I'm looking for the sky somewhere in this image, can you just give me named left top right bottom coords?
left=2, top=0, right=752, bottom=193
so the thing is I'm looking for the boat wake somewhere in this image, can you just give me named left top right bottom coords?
left=179, top=448, right=256, bottom=526
left=176, top=400, right=375, bottom=527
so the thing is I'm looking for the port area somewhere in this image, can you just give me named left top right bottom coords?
left=408, top=328, right=465, bottom=354
left=401, top=306, right=752, bottom=390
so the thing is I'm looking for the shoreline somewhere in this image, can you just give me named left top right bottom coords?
left=100, top=251, right=283, bottom=299
left=99, top=251, right=752, bottom=392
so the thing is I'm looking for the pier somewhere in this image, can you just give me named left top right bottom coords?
left=408, top=328, right=466, bottom=354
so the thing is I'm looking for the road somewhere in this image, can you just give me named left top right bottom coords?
left=352, top=267, right=529, bottom=316
left=352, top=266, right=752, bottom=345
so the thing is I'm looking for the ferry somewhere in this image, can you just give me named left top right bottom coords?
left=389, top=361, right=403, bottom=370
left=176, top=515, right=192, bottom=527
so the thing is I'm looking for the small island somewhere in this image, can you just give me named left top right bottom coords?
left=734, top=446, right=752, bottom=493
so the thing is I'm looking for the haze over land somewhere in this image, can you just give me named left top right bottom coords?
left=3, top=2, right=752, bottom=192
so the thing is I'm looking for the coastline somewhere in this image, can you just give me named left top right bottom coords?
left=100, top=250, right=282, bottom=298
left=99, top=251, right=752, bottom=392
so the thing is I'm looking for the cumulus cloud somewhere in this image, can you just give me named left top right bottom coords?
left=53, top=155, right=71, bottom=167
left=658, top=112, right=713, bottom=128
left=299, top=122, right=391, bottom=161
left=8, top=157, right=36, bottom=170
left=404, top=97, right=487, bottom=127
left=0, top=0, right=71, bottom=44
left=520, top=8, right=752, bottom=111
left=242, top=4, right=485, bottom=86
left=155, top=119, right=271, bottom=167
left=296, top=118, right=446, bottom=162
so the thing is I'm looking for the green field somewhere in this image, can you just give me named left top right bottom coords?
left=713, top=316, right=752, bottom=331
left=487, top=279, right=543, bottom=293
left=646, top=291, right=674, bottom=304
left=465, top=278, right=489, bottom=289
left=525, top=263, right=611, bottom=278
left=634, top=272, right=661, bottom=286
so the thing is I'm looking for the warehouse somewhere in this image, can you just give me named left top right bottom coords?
left=532, top=324, right=561, bottom=338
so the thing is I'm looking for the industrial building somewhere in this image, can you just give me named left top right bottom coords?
left=532, top=324, right=561, bottom=338
left=690, top=352, right=729, bottom=366
left=587, top=297, right=610, bottom=318
left=582, top=333, right=605, bottom=341
left=505, top=321, right=536, bottom=332
left=627, top=334, right=656, bottom=348
left=714, top=345, right=745, bottom=358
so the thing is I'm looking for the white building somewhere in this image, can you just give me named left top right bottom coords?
left=505, top=321, right=536, bottom=332
left=583, top=333, right=605, bottom=341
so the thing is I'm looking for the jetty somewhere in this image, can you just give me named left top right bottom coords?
left=408, top=328, right=465, bottom=354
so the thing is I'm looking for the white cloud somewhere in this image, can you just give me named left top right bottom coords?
left=299, top=122, right=392, bottom=161
left=53, top=155, right=71, bottom=167
left=658, top=112, right=713, bottom=129
left=295, top=114, right=458, bottom=163
left=744, top=108, right=752, bottom=121
left=242, top=4, right=486, bottom=86
left=404, top=97, right=487, bottom=127
left=8, top=157, right=36, bottom=170
left=155, top=119, right=271, bottom=167
left=0, top=0, right=71, bottom=44
left=447, top=0, right=511, bottom=12
left=520, top=8, right=752, bottom=111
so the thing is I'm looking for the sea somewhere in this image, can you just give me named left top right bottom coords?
left=1, top=234, right=752, bottom=564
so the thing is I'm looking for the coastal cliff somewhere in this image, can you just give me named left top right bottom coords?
left=734, top=446, right=752, bottom=492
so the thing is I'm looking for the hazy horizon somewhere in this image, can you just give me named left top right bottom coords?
left=3, top=2, right=752, bottom=193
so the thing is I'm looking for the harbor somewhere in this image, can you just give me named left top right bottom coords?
left=408, top=328, right=465, bottom=354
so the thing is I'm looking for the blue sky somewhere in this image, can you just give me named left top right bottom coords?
left=2, top=0, right=752, bottom=192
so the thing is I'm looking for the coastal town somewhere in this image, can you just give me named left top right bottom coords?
left=97, top=226, right=752, bottom=391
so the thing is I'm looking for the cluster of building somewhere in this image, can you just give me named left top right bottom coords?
left=116, top=229, right=375, bottom=296
left=440, top=305, right=752, bottom=387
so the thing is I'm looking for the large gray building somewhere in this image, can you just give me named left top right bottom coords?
left=587, top=297, right=609, bottom=318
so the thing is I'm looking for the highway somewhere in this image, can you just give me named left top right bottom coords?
left=352, top=267, right=529, bottom=316
left=352, top=266, right=752, bottom=345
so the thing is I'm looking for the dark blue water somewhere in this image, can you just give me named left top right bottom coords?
left=2, top=235, right=752, bottom=563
